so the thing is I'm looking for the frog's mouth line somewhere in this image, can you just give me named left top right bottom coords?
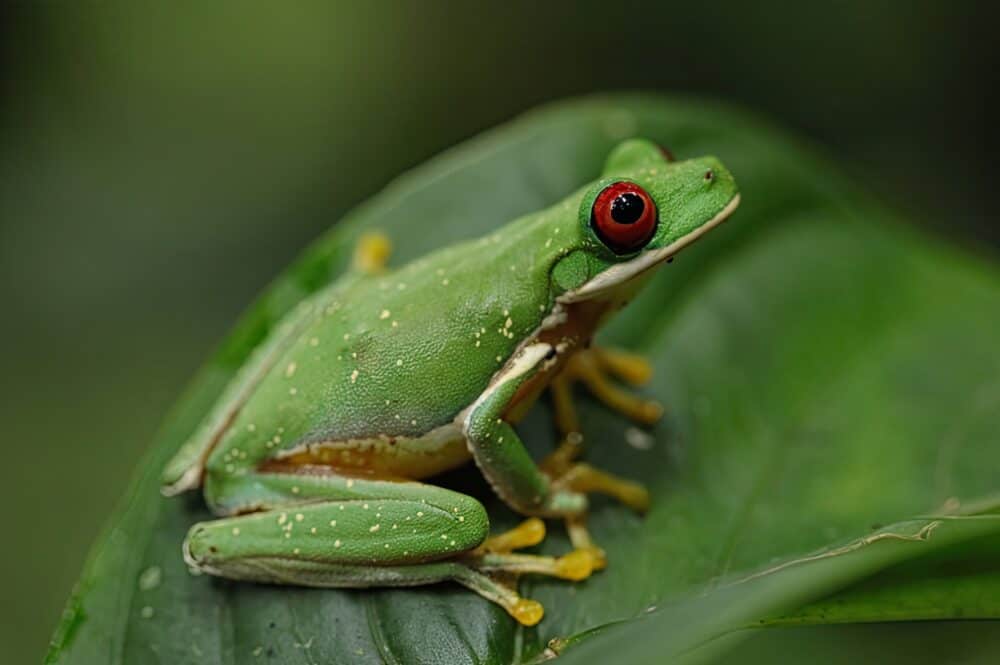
left=559, top=193, right=741, bottom=303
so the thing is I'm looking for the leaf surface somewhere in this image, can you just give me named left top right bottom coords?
left=48, top=95, right=1000, bottom=664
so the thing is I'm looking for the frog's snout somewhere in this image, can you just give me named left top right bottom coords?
left=696, top=156, right=735, bottom=190
left=684, top=155, right=739, bottom=216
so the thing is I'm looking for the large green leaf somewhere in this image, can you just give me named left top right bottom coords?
left=47, top=95, right=1000, bottom=664
left=728, top=621, right=1000, bottom=665
left=553, top=516, right=1000, bottom=664
left=761, top=518, right=1000, bottom=627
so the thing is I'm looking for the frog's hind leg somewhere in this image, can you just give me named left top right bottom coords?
left=189, top=471, right=590, bottom=626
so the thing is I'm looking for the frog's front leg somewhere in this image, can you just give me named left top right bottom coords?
left=463, top=343, right=590, bottom=518
left=187, top=471, right=589, bottom=626
left=464, top=343, right=648, bottom=573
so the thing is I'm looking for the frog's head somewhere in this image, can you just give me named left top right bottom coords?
left=556, top=138, right=739, bottom=302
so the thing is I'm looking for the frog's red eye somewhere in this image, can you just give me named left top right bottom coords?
left=590, top=182, right=658, bottom=255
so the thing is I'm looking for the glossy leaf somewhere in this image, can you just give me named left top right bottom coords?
left=703, top=620, right=1000, bottom=665
left=761, top=519, right=1000, bottom=627
left=554, top=516, right=1000, bottom=664
left=47, top=96, right=1000, bottom=664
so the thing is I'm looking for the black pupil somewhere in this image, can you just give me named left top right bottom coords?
left=610, top=192, right=644, bottom=224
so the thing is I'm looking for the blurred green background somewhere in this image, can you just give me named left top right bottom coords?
left=0, top=2, right=994, bottom=662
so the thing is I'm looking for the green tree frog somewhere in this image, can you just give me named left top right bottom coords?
left=162, top=138, right=740, bottom=625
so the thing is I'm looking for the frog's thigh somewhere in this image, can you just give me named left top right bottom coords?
left=186, top=474, right=547, bottom=625
left=204, top=461, right=478, bottom=515
left=191, top=473, right=489, bottom=568
left=187, top=528, right=544, bottom=626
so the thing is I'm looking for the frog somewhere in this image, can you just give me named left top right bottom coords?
left=162, top=138, right=740, bottom=626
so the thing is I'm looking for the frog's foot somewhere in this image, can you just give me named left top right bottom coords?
left=466, top=518, right=597, bottom=603
left=467, top=513, right=605, bottom=579
left=542, top=463, right=650, bottom=571
left=565, top=515, right=608, bottom=571
left=453, top=542, right=595, bottom=625
left=474, top=518, right=547, bottom=554
left=550, top=462, right=652, bottom=570
left=543, top=347, right=661, bottom=477
left=555, top=462, right=650, bottom=514
left=560, top=346, right=663, bottom=428
left=471, top=518, right=597, bottom=579
left=352, top=231, right=392, bottom=275
left=468, top=550, right=594, bottom=583
left=451, top=569, right=546, bottom=626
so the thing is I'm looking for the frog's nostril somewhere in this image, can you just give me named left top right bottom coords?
left=704, top=169, right=714, bottom=181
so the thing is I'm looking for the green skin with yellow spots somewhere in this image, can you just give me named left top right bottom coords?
left=162, top=139, right=739, bottom=615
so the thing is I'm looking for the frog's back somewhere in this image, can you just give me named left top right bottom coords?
left=205, top=228, right=561, bottom=479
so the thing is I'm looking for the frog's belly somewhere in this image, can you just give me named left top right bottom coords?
left=265, top=423, right=471, bottom=481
